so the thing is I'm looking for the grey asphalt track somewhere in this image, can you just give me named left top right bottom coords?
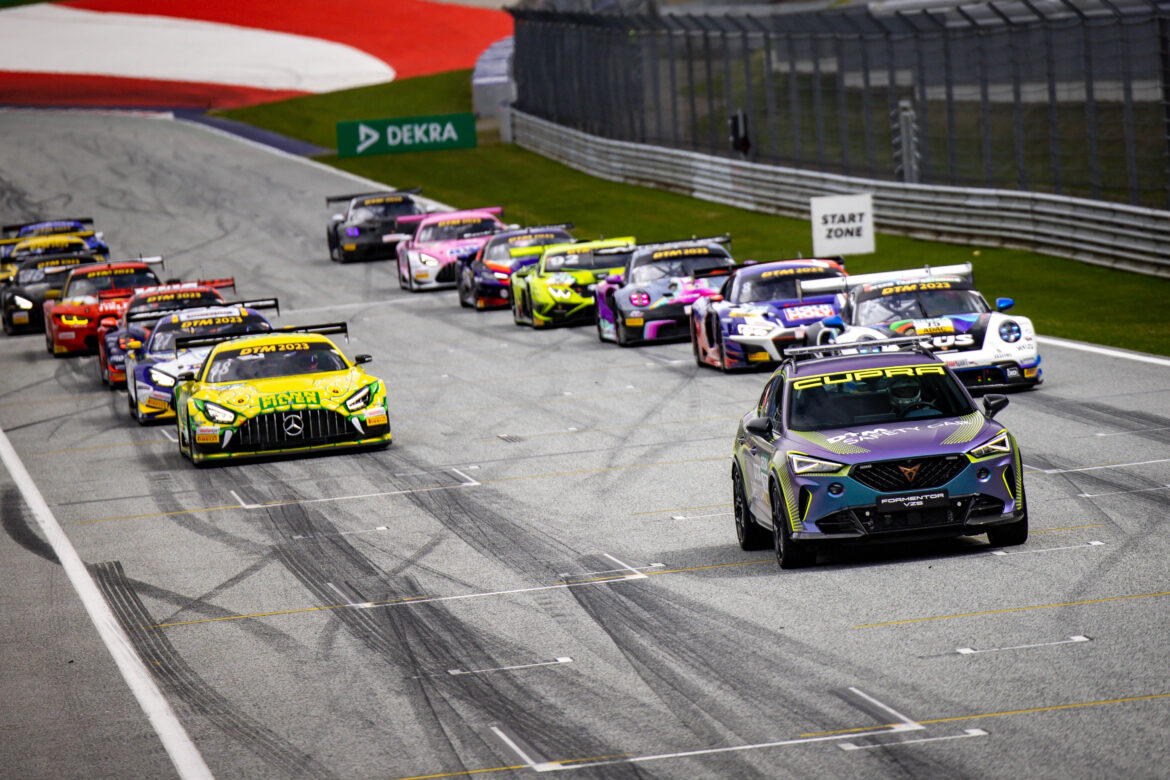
left=1, top=109, right=1168, bottom=780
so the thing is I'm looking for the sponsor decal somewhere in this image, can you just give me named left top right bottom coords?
left=650, top=247, right=713, bottom=260
left=35, top=257, right=84, bottom=269
left=877, top=491, right=948, bottom=511
left=625, top=317, right=644, bottom=326
left=195, top=426, right=220, bottom=443
left=180, top=316, right=243, bottom=328
left=879, top=281, right=953, bottom=295
left=365, top=413, right=388, bottom=427
left=360, top=196, right=406, bottom=205
left=258, top=390, right=321, bottom=411
left=12, top=312, right=28, bottom=324
left=236, top=343, right=310, bottom=355
left=792, top=364, right=946, bottom=390
left=144, top=396, right=168, bottom=409
left=145, top=292, right=207, bottom=303
left=826, top=419, right=966, bottom=445
left=80, top=267, right=140, bottom=277
left=760, top=267, right=825, bottom=278
left=784, top=303, right=835, bottom=320
left=908, top=318, right=954, bottom=335
left=435, top=218, right=482, bottom=227
left=510, top=233, right=557, bottom=243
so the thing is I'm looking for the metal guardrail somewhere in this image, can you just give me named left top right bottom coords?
left=511, top=109, right=1170, bottom=277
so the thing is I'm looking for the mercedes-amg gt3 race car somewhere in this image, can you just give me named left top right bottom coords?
left=124, top=302, right=278, bottom=424
left=691, top=258, right=846, bottom=370
left=42, top=258, right=163, bottom=356
left=396, top=208, right=506, bottom=291
left=169, top=325, right=391, bottom=465
left=801, top=263, right=1041, bottom=391
left=510, top=237, right=635, bottom=328
left=325, top=189, right=424, bottom=263
left=96, top=279, right=237, bottom=387
left=595, top=237, right=735, bottom=346
left=732, top=338, right=1027, bottom=568
left=1, top=253, right=100, bottom=334
left=457, top=224, right=574, bottom=310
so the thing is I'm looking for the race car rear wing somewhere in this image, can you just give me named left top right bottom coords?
left=127, top=278, right=236, bottom=296
left=325, top=188, right=421, bottom=205
left=173, top=321, right=347, bottom=353
left=796, top=262, right=973, bottom=300
left=2, top=218, right=94, bottom=236
left=394, top=206, right=504, bottom=229
left=782, top=336, right=935, bottom=361
left=126, top=297, right=279, bottom=324
left=38, top=255, right=103, bottom=275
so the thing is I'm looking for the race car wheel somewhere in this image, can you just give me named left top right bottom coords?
left=987, top=487, right=1028, bottom=547
left=596, top=312, right=609, bottom=343
left=2, top=313, right=12, bottom=336
left=615, top=318, right=630, bottom=347
left=327, top=228, right=338, bottom=262
left=512, top=291, right=525, bottom=325
left=715, top=327, right=731, bottom=373
left=397, top=263, right=407, bottom=290
left=127, top=387, right=137, bottom=419
left=772, top=485, right=816, bottom=569
left=99, top=357, right=110, bottom=387
left=458, top=277, right=473, bottom=309
left=734, top=467, right=770, bottom=551
left=691, top=323, right=703, bottom=365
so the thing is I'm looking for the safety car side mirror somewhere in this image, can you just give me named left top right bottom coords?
left=745, top=417, right=771, bottom=437
left=606, top=274, right=623, bottom=285
left=822, top=314, right=844, bottom=329
left=995, top=297, right=1014, bottom=311
left=982, top=394, right=1009, bottom=419
left=354, top=354, right=373, bottom=365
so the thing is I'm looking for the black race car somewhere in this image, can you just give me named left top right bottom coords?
left=1, top=253, right=101, bottom=334
left=325, top=189, right=425, bottom=263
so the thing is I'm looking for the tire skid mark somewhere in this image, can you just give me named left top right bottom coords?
left=1020, top=395, right=1170, bottom=448
left=90, top=560, right=336, bottom=779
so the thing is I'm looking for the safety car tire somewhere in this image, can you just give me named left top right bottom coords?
left=987, top=488, right=1028, bottom=547
left=734, top=467, right=770, bottom=551
left=772, top=485, right=816, bottom=569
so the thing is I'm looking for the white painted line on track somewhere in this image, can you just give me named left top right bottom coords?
left=448, top=657, right=573, bottom=676
left=956, top=636, right=1090, bottom=655
left=1078, top=485, right=1170, bottom=499
left=839, top=728, right=988, bottom=751
left=671, top=511, right=732, bottom=520
left=644, top=353, right=686, bottom=365
left=0, top=426, right=213, bottom=779
left=603, top=553, right=650, bottom=580
left=558, top=563, right=665, bottom=578
left=840, top=687, right=924, bottom=731
left=325, top=582, right=375, bottom=609
left=289, top=525, right=392, bottom=541
left=1030, top=457, right=1170, bottom=475
left=1093, top=426, right=1170, bottom=438
left=490, top=726, right=541, bottom=769
left=1037, top=335, right=1170, bottom=369
left=990, top=541, right=1105, bottom=556
left=159, top=428, right=177, bottom=443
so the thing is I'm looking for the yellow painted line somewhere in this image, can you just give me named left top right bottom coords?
left=388, top=763, right=525, bottom=780
left=79, top=505, right=240, bottom=524
left=499, top=415, right=740, bottom=441
left=633, top=503, right=732, bottom=517
left=1033, top=524, right=1106, bottom=533
left=803, top=691, right=1170, bottom=737
left=855, top=590, right=1170, bottom=629
left=31, top=439, right=165, bottom=456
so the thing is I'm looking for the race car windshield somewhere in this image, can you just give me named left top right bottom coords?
left=205, top=342, right=349, bottom=382
left=128, top=292, right=223, bottom=317
left=350, top=202, right=419, bottom=221
left=484, top=232, right=571, bottom=262
left=788, top=370, right=974, bottom=430
left=148, top=315, right=271, bottom=353
left=65, top=270, right=160, bottom=297
left=738, top=270, right=844, bottom=302
left=856, top=289, right=988, bottom=325
left=418, top=218, right=498, bottom=242
left=629, top=254, right=734, bottom=284
left=544, top=250, right=626, bottom=272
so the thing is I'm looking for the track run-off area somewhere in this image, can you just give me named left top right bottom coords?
left=1, top=110, right=1168, bottom=779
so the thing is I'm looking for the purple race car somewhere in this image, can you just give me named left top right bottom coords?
left=395, top=208, right=506, bottom=291
left=732, top=338, right=1027, bottom=568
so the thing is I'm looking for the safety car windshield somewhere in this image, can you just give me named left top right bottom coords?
left=148, top=314, right=271, bottom=353
left=205, top=342, right=349, bottom=382
left=737, top=269, right=843, bottom=302
left=788, top=368, right=973, bottom=430
left=856, top=289, right=988, bottom=325
left=629, top=254, right=733, bottom=284
left=65, top=270, right=160, bottom=298
left=418, top=218, right=498, bottom=242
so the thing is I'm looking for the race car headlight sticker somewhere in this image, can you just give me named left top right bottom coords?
left=738, top=323, right=773, bottom=338
left=148, top=368, right=176, bottom=388
left=13, top=295, right=33, bottom=310
left=629, top=291, right=651, bottom=307
left=493, top=272, right=510, bottom=280
left=969, top=430, right=1011, bottom=459
left=345, top=384, right=374, bottom=412
left=346, top=227, right=360, bottom=237
left=999, top=320, right=1022, bottom=343
left=60, top=314, right=89, bottom=327
left=418, top=253, right=440, bottom=267
left=201, top=401, right=237, bottom=425
left=787, top=453, right=845, bottom=475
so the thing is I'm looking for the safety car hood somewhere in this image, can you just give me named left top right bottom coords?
left=789, top=413, right=998, bottom=461
left=195, top=369, right=369, bottom=415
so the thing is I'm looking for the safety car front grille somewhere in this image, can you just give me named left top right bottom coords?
left=436, top=264, right=459, bottom=283
left=851, top=455, right=966, bottom=492
left=233, top=408, right=353, bottom=451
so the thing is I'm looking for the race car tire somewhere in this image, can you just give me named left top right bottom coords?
left=2, top=313, right=12, bottom=336
left=772, top=485, right=816, bottom=569
left=99, top=356, right=110, bottom=387
left=734, top=467, right=770, bottom=551
left=987, top=488, right=1028, bottom=547
left=715, top=327, right=731, bottom=373
left=127, top=387, right=137, bottom=419
left=458, top=276, right=474, bottom=309
left=327, top=228, right=338, bottom=262
left=596, top=311, right=609, bottom=343
left=512, top=291, right=525, bottom=325
left=615, top=318, right=630, bottom=347
left=397, top=263, right=407, bottom=289
left=691, top=323, right=703, bottom=365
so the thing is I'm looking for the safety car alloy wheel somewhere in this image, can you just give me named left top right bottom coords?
left=772, top=486, right=815, bottom=569
left=734, top=468, right=770, bottom=551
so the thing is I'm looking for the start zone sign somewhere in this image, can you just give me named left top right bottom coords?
left=810, top=193, right=875, bottom=257
left=337, top=113, right=477, bottom=158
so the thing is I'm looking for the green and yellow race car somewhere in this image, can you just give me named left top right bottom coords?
left=168, top=324, right=391, bottom=466
left=509, top=237, right=635, bottom=328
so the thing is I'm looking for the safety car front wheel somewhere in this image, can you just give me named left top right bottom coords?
left=772, top=486, right=816, bottom=569
left=734, top=467, right=770, bottom=551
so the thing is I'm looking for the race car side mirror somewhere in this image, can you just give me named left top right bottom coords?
left=982, top=394, right=1009, bottom=419
left=709, top=294, right=723, bottom=302
left=100, top=317, right=117, bottom=328
left=354, top=354, right=373, bottom=365
left=822, top=314, right=845, bottom=329
left=745, top=417, right=771, bottom=437
left=176, top=371, right=195, bottom=382
left=126, top=339, right=142, bottom=350
left=44, top=289, right=60, bottom=299
left=331, top=214, right=344, bottom=222
left=606, top=274, right=623, bottom=285
left=995, top=297, right=1014, bottom=311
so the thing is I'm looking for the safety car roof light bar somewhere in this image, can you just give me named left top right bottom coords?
left=325, top=188, right=421, bottom=204
left=797, top=262, right=973, bottom=299
left=782, top=336, right=935, bottom=361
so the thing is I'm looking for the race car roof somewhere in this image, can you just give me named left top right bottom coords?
left=853, top=277, right=977, bottom=302
left=325, top=188, right=420, bottom=206
left=735, top=258, right=845, bottom=282
left=68, top=258, right=162, bottom=277
left=13, top=235, right=91, bottom=251
left=628, top=240, right=733, bottom=266
left=491, top=224, right=574, bottom=242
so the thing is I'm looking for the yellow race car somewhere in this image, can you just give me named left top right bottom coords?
left=169, top=324, right=391, bottom=466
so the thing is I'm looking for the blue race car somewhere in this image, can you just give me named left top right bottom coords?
left=1, top=218, right=109, bottom=260
left=691, top=258, right=845, bottom=371
left=731, top=337, right=1027, bottom=568
left=456, top=224, right=574, bottom=310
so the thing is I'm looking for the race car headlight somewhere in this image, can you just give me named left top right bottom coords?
left=13, top=295, right=33, bottom=310
left=493, top=272, right=510, bottom=280
left=999, top=320, right=1022, bottom=343
left=737, top=323, right=774, bottom=338
left=417, top=252, right=440, bottom=267
left=787, top=453, right=845, bottom=475
left=969, top=431, right=1011, bottom=459
left=344, top=384, right=375, bottom=412
left=148, top=368, right=176, bottom=388
left=201, top=401, right=237, bottom=424
left=60, top=314, right=89, bottom=327
left=629, top=291, right=651, bottom=307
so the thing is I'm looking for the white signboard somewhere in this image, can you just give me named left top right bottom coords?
left=810, top=193, right=875, bottom=257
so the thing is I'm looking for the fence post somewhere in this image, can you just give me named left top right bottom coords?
left=987, top=2, right=1028, bottom=191
left=1161, top=12, right=1170, bottom=209
left=894, top=98, right=920, bottom=183
left=748, top=16, right=780, bottom=164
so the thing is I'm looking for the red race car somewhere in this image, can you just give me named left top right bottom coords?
left=43, top=258, right=164, bottom=356
left=95, top=278, right=236, bottom=386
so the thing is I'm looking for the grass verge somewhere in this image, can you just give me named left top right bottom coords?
left=222, top=71, right=1170, bottom=357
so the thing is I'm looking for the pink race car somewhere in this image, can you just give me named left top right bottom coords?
left=395, top=208, right=506, bottom=291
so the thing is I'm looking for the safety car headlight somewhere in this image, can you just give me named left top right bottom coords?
left=345, top=384, right=375, bottom=411
left=202, top=401, right=237, bottom=424
left=999, top=320, right=1021, bottom=343
left=969, top=430, right=1011, bottom=459
left=737, top=323, right=774, bottom=338
left=148, top=368, right=176, bottom=388
left=787, top=453, right=845, bottom=475
left=13, top=295, right=33, bottom=310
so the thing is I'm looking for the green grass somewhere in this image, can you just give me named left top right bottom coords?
left=221, top=71, right=1170, bottom=357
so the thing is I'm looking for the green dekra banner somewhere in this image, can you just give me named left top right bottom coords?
left=337, top=113, right=477, bottom=158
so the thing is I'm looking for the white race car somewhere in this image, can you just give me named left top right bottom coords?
left=799, top=262, right=1041, bottom=391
